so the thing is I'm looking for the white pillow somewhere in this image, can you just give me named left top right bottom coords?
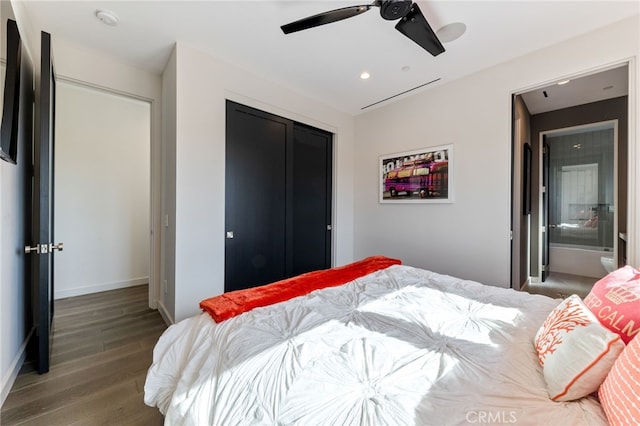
left=534, top=294, right=624, bottom=401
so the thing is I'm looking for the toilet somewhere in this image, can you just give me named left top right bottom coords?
left=600, top=256, right=615, bottom=273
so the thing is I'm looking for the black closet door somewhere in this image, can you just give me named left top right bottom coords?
left=225, top=102, right=290, bottom=292
left=225, top=101, right=332, bottom=292
left=291, top=124, right=332, bottom=275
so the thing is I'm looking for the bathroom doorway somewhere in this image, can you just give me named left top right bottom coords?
left=511, top=63, right=629, bottom=298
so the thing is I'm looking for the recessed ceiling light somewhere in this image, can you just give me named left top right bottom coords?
left=95, top=9, right=119, bottom=26
left=557, top=79, right=571, bottom=85
left=360, top=72, right=371, bottom=80
left=401, top=66, right=410, bottom=72
left=436, top=22, right=466, bottom=43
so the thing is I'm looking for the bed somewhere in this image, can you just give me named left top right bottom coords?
left=144, top=257, right=615, bottom=425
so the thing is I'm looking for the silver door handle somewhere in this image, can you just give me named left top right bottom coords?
left=25, top=243, right=48, bottom=254
left=25, top=245, right=40, bottom=254
left=50, top=242, right=64, bottom=252
left=25, top=242, right=64, bottom=254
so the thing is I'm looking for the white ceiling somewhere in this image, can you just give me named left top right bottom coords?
left=520, top=65, right=629, bottom=115
left=19, top=1, right=640, bottom=115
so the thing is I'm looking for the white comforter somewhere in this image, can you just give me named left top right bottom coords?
left=145, top=265, right=607, bottom=425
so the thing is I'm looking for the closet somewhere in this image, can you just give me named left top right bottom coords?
left=225, top=101, right=332, bottom=292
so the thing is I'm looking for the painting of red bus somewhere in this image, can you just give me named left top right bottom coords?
left=380, top=145, right=452, bottom=202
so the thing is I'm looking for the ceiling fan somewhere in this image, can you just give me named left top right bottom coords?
left=280, top=0, right=445, bottom=57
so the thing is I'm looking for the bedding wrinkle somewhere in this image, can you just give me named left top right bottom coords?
left=145, top=265, right=608, bottom=425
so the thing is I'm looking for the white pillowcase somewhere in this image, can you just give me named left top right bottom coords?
left=534, top=295, right=624, bottom=401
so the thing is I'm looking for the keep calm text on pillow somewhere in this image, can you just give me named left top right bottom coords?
left=584, top=265, right=640, bottom=344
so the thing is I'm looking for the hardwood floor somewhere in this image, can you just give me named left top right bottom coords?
left=1, top=285, right=167, bottom=425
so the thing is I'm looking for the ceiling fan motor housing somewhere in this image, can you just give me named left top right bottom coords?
left=380, top=0, right=413, bottom=20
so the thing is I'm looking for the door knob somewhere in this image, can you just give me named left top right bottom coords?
left=25, top=245, right=40, bottom=254
left=25, top=243, right=48, bottom=254
left=24, top=242, right=64, bottom=254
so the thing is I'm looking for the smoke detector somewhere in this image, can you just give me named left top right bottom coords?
left=95, top=9, right=119, bottom=27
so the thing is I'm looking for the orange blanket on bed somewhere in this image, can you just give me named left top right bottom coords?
left=200, top=255, right=401, bottom=322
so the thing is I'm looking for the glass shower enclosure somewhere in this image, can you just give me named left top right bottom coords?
left=545, top=123, right=615, bottom=278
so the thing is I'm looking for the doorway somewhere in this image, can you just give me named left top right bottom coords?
left=54, top=80, right=151, bottom=299
left=511, top=64, right=629, bottom=298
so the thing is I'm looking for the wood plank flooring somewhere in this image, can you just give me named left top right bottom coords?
left=1, top=285, right=167, bottom=425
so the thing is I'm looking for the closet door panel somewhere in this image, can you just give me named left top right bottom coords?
left=225, top=101, right=333, bottom=292
left=225, top=102, right=289, bottom=292
left=291, top=125, right=332, bottom=275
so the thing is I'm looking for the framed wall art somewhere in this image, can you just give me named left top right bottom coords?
left=379, top=144, right=453, bottom=203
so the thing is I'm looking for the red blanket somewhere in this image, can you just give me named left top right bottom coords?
left=200, top=255, right=401, bottom=322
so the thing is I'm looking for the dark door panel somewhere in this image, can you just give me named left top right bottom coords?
left=26, top=31, right=57, bottom=373
left=225, top=103, right=289, bottom=292
left=542, top=139, right=550, bottom=282
left=225, top=102, right=332, bottom=292
left=291, top=125, right=332, bottom=275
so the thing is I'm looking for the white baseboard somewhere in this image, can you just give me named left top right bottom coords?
left=1, top=327, right=34, bottom=408
left=157, top=300, right=174, bottom=326
left=54, top=277, right=149, bottom=300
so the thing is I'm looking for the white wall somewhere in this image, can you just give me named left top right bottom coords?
left=164, top=43, right=356, bottom=323
left=54, top=81, right=150, bottom=299
left=0, top=65, right=29, bottom=404
left=159, top=48, right=177, bottom=324
left=0, top=1, right=31, bottom=406
left=354, top=16, right=639, bottom=288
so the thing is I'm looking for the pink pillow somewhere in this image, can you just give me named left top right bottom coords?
left=599, top=333, right=640, bottom=425
left=584, top=265, right=640, bottom=344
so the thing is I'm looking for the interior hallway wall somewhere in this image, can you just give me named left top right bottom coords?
left=54, top=81, right=150, bottom=298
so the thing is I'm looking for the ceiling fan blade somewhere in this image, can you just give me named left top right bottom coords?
left=281, top=4, right=373, bottom=34
left=394, top=3, right=445, bottom=56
